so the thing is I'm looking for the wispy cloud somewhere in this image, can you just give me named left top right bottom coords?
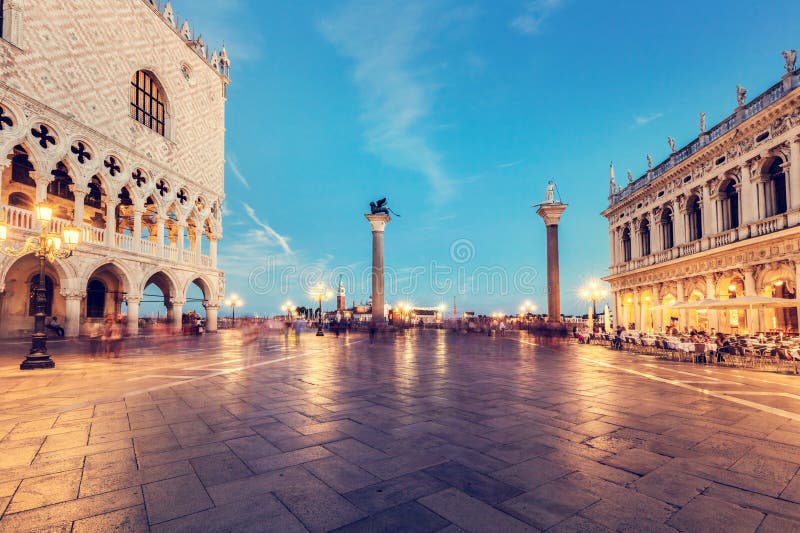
left=227, top=155, right=250, bottom=190
left=498, top=159, right=524, bottom=169
left=319, top=1, right=456, bottom=202
left=242, top=202, right=293, bottom=255
left=633, top=112, right=664, bottom=127
left=510, top=0, right=564, bottom=35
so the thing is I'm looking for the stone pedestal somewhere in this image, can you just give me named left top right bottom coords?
left=536, top=203, right=568, bottom=323
left=365, top=214, right=390, bottom=325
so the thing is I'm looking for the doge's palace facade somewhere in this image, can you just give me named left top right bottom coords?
left=603, top=52, right=800, bottom=335
left=0, top=0, right=230, bottom=337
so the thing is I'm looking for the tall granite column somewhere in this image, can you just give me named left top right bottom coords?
left=536, top=203, right=567, bottom=322
left=365, top=213, right=390, bottom=325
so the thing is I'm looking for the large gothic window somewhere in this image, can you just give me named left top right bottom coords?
left=622, top=227, right=632, bottom=262
left=130, top=71, right=166, bottom=136
left=660, top=208, right=674, bottom=250
left=687, top=196, right=702, bottom=241
left=639, top=219, right=651, bottom=257
left=720, top=180, right=739, bottom=231
left=766, top=159, right=787, bottom=217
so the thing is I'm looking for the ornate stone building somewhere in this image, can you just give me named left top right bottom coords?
left=603, top=52, right=800, bottom=334
left=0, top=0, right=230, bottom=337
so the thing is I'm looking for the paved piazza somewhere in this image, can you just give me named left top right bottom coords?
left=2, top=331, right=800, bottom=531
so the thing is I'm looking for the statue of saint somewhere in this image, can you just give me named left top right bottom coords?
left=667, top=137, right=676, bottom=153
left=627, top=170, right=633, bottom=183
left=647, top=154, right=653, bottom=170
left=545, top=181, right=556, bottom=203
left=783, top=50, right=798, bottom=73
left=736, top=84, right=747, bottom=106
left=699, top=112, right=706, bottom=133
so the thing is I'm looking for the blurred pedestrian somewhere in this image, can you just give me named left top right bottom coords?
left=88, top=321, right=102, bottom=358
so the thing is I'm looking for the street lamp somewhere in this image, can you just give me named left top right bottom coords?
left=519, top=300, right=537, bottom=316
left=580, top=279, right=608, bottom=321
left=0, top=203, right=80, bottom=370
left=281, top=300, right=294, bottom=320
left=309, top=282, right=332, bottom=336
left=225, top=293, right=243, bottom=327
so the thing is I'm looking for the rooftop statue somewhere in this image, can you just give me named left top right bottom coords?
left=647, top=154, right=653, bottom=169
left=736, top=84, right=747, bottom=106
left=667, top=137, right=676, bottom=153
left=783, top=50, right=797, bottom=73
left=370, top=198, right=400, bottom=216
left=627, top=170, right=633, bottom=183
left=699, top=112, right=706, bottom=133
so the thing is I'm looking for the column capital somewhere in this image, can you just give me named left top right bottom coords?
left=535, top=203, right=568, bottom=226
left=60, top=289, right=85, bottom=299
left=126, top=296, right=142, bottom=304
left=365, top=213, right=390, bottom=232
left=203, top=303, right=220, bottom=310
left=170, top=299, right=186, bottom=307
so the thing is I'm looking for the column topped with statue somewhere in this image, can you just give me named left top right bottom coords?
left=366, top=198, right=399, bottom=325
left=534, top=180, right=568, bottom=226
left=533, top=181, right=567, bottom=325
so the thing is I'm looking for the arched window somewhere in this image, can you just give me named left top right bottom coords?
left=640, top=219, right=651, bottom=256
left=29, top=275, right=54, bottom=316
left=130, top=70, right=166, bottom=136
left=8, top=192, right=33, bottom=210
left=11, top=146, right=35, bottom=187
left=720, top=180, right=739, bottom=231
left=687, top=196, right=702, bottom=241
left=766, top=159, right=787, bottom=217
left=622, top=227, right=632, bottom=262
left=660, top=208, right=674, bottom=250
left=48, top=163, right=74, bottom=201
left=86, top=279, right=106, bottom=318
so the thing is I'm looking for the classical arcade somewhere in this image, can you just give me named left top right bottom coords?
left=0, top=0, right=230, bottom=337
left=604, top=52, right=800, bottom=335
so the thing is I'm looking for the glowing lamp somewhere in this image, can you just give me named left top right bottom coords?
left=0, top=223, right=7, bottom=242
left=62, top=225, right=80, bottom=248
left=35, top=204, right=53, bottom=224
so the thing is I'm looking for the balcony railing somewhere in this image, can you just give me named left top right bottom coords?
left=608, top=77, right=796, bottom=207
left=610, top=213, right=791, bottom=275
left=0, top=205, right=213, bottom=268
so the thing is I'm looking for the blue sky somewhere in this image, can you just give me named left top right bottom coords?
left=173, top=0, right=800, bottom=317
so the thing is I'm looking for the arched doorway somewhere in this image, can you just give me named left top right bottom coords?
left=0, top=254, right=65, bottom=338
left=185, top=277, right=218, bottom=332
left=140, top=271, right=179, bottom=332
left=84, top=263, right=129, bottom=327
left=764, top=158, right=788, bottom=218
left=716, top=274, right=747, bottom=334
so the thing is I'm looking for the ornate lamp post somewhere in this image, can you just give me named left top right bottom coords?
left=309, top=282, right=332, bottom=336
left=580, top=280, right=608, bottom=323
left=0, top=203, right=80, bottom=370
left=225, top=293, right=243, bottom=327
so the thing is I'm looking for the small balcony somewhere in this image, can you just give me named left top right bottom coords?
left=0, top=204, right=214, bottom=268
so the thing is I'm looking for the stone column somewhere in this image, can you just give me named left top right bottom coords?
left=789, top=139, right=800, bottom=225
left=651, top=284, right=662, bottom=332
left=740, top=164, right=756, bottom=226
left=608, top=228, right=616, bottom=266
left=632, top=288, right=641, bottom=331
left=132, top=207, right=143, bottom=253
left=209, top=237, right=219, bottom=268
left=72, top=188, right=87, bottom=226
left=177, top=221, right=186, bottom=259
left=701, top=183, right=713, bottom=249
left=744, top=267, right=759, bottom=334
left=105, top=198, right=119, bottom=247
left=674, top=203, right=687, bottom=246
left=676, top=279, right=686, bottom=332
left=156, top=215, right=166, bottom=256
left=365, top=213, right=390, bottom=325
left=704, top=274, right=718, bottom=332
left=34, top=173, right=52, bottom=203
left=170, top=299, right=185, bottom=333
left=204, top=303, right=219, bottom=332
left=62, top=290, right=83, bottom=338
left=536, top=203, right=568, bottom=322
left=125, top=296, right=141, bottom=336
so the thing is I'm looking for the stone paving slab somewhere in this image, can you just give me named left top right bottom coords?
left=1, top=331, right=800, bottom=531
